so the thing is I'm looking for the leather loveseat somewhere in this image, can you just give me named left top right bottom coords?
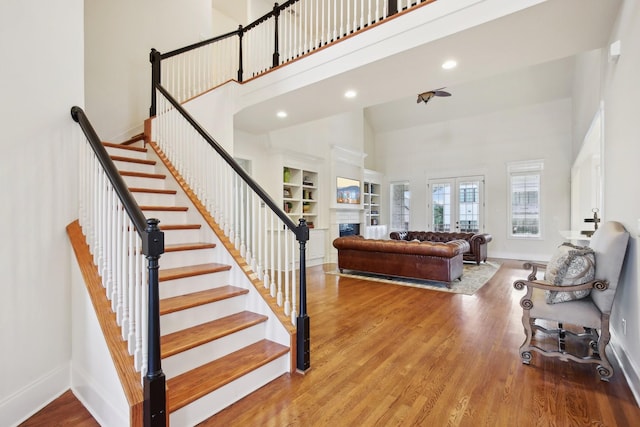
left=333, top=235, right=470, bottom=284
left=389, top=231, right=492, bottom=265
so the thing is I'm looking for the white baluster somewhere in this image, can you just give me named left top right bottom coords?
left=284, top=229, right=291, bottom=316
left=121, top=207, right=130, bottom=340
left=110, top=190, right=118, bottom=309
left=240, top=179, right=246, bottom=256
left=270, top=212, right=276, bottom=297
left=291, top=231, right=298, bottom=326
left=127, top=217, right=136, bottom=350
left=134, top=233, right=143, bottom=370
left=339, top=0, right=344, bottom=37
left=277, top=218, right=283, bottom=306
left=115, top=200, right=123, bottom=324
left=141, top=265, right=148, bottom=378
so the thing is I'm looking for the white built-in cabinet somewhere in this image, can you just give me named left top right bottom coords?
left=363, top=170, right=388, bottom=239
left=282, top=166, right=318, bottom=228
left=282, top=165, right=325, bottom=266
left=364, top=181, right=381, bottom=226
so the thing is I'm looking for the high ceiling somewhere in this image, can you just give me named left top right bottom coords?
left=230, top=0, right=621, bottom=134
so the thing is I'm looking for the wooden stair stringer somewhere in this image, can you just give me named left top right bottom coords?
left=147, top=140, right=297, bottom=368
left=66, top=220, right=143, bottom=427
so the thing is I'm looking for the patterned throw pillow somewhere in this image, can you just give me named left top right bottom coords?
left=544, top=242, right=596, bottom=304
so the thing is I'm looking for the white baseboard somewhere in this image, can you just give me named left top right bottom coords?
left=489, top=251, right=550, bottom=263
left=0, top=363, right=70, bottom=427
left=71, top=365, right=129, bottom=427
left=610, top=332, right=640, bottom=407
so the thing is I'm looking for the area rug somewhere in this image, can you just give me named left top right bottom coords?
left=326, top=261, right=501, bottom=295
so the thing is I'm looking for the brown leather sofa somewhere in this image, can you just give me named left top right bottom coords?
left=389, top=231, right=492, bottom=265
left=332, top=235, right=470, bottom=285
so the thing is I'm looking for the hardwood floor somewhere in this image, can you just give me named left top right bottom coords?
left=22, top=261, right=640, bottom=426
left=19, top=390, right=98, bottom=427
left=201, top=260, right=640, bottom=426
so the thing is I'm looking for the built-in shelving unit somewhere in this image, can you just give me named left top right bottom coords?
left=283, top=166, right=318, bottom=228
left=364, top=181, right=381, bottom=226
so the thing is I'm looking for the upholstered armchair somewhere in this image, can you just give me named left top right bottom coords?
left=513, top=221, right=629, bottom=381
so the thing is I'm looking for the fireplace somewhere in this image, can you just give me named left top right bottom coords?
left=339, top=223, right=360, bottom=237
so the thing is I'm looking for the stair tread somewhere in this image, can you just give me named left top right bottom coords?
left=103, top=141, right=147, bottom=153
left=167, top=339, right=289, bottom=413
left=164, top=242, right=216, bottom=252
left=119, top=170, right=166, bottom=179
left=120, top=132, right=145, bottom=146
left=159, top=262, right=231, bottom=282
left=160, top=223, right=201, bottom=231
left=129, top=187, right=177, bottom=195
left=140, top=205, right=189, bottom=211
left=161, top=311, right=268, bottom=358
left=110, top=155, right=156, bottom=166
left=160, top=285, right=247, bottom=315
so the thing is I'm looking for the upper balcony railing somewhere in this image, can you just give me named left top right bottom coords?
left=150, top=0, right=435, bottom=115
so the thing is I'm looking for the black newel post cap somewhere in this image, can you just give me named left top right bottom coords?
left=142, top=218, right=164, bottom=257
left=297, top=218, right=309, bottom=242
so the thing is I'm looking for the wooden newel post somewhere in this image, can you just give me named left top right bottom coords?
left=296, top=218, right=310, bottom=372
left=143, top=218, right=166, bottom=426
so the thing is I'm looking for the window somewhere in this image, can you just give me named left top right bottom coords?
left=508, top=160, right=543, bottom=238
left=390, top=181, right=410, bottom=231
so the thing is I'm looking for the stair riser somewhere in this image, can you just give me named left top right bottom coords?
left=112, top=160, right=156, bottom=175
left=159, top=271, right=230, bottom=299
left=162, top=323, right=267, bottom=378
left=121, top=175, right=166, bottom=190
left=141, top=210, right=188, bottom=224
left=105, top=146, right=148, bottom=161
left=169, top=354, right=290, bottom=426
left=131, top=192, right=177, bottom=207
left=160, top=248, right=217, bottom=270
left=160, top=296, right=246, bottom=335
left=160, top=229, right=203, bottom=245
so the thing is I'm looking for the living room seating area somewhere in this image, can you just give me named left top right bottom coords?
left=389, top=231, right=492, bottom=265
left=333, top=235, right=469, bottom=284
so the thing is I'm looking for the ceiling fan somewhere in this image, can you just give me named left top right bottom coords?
left=416, top=88, right=451, bottom=105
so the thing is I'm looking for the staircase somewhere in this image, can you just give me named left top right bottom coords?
left=103, top=139, right=291, bottom=425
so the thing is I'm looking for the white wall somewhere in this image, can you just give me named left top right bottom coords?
left=594, top=0, right=640, bottom=399
left=184, top=82, right=238, bottom=154
left=265, top=110, right=366, bottom=229
left=375, top=98, right=573, bottom=261
left=85, top=0, right=213, bottom=140
left=0, top=0, right=84, bottom=424
left=572, top=49, right=603, bottom=159
left=71, top=261, right=129, bottom=427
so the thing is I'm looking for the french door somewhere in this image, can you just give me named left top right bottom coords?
left=429, top=176, right=484, bottom=233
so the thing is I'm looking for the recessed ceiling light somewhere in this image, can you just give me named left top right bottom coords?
left=276, top=111, right=288, bottom=118
left=442, top=60, right=457, bottom=70
left=344, top=90, right=357, bottom=98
